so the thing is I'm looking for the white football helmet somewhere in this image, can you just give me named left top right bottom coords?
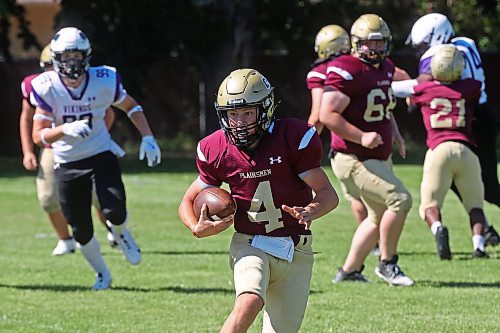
left=406, top=13, right=454, bottom=47
left=51, top=27, right=92, bottom=79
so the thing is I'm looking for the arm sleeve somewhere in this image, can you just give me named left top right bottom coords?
left=391, top=79, right=418, bottom=98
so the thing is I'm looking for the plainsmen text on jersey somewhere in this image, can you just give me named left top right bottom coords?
left=306, top=59, right=329, bottom=90
left=21, top=73, right=39, bottom=107
left=196, top=118, right=322, bottom=237
left=31, top=66, right=126, bottom=163
left=324, top=55, right=396, bottom=161
left=412, top=78, right=481, bottom=149
left=418, top=37, right=487, bottom=104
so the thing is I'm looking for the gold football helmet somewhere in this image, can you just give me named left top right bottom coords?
left=351, top=14, right=392, bottom=64
left=314, top=25, right=350, bottom=59
left=431, top=44, right=465, bottom=82
left=39, top=44, right=52, bottom=69
left=215, top=68, right=276, bottom=148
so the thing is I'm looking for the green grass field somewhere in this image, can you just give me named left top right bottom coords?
left=0, top=156, right=498, bottom=333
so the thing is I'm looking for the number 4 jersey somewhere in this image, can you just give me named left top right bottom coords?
left=196, top=118, right=322, bottom=237
left=30, top=66, right=126, bottom=163
left=324, top=55, right=397, bottom=161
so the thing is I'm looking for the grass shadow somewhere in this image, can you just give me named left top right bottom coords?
left=141, top=250, right=227, bottom=256
left=416, top=280, right=500, bottom=288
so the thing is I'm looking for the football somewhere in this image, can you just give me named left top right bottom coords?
left=193, top=187, right=237, bottom=220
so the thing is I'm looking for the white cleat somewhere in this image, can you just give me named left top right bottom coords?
left=92, top=271, right=112, bottom=290
left=51, top=238, right=76, bottom=256
left=116, top=228, right=141, bottom=265
left=107, top=221, right=141, bottom=265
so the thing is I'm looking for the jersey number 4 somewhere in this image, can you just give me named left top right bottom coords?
left=363, top=88, right=396, bottom=122
left=247, top=181, right=283, bottom=233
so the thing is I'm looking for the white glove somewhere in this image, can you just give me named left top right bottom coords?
left=109, top=139, right=126, bottom=158
left=62, top=119, right=91, bottom=138
left=139, top=135, right=161, bottom=167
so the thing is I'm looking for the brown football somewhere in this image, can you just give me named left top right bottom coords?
left=193, top=187, right=237, bottom=220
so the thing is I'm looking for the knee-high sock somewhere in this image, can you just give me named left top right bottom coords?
left=79, top=235, right=109, bottom=274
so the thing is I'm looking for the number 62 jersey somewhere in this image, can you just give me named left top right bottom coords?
left=30, top=66, right=126, bottom=163
left=196, top=118, right=322, bottom=237
left=324, top=54, right=396, bottom=161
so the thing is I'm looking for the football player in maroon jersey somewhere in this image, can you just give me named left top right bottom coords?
left=320, top=14, right=414, bottom=286
left=307, top=24, right=351, bottom=134
left=412, top=45, right=490, bottom=259
left=179, top=68, right=338, bottom=333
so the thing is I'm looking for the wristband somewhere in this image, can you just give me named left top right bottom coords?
left=127, top=105, right=143, bottom=118
left=33, top=114, right=54, bottom=122
left=41, top=128, right=50, bottom=145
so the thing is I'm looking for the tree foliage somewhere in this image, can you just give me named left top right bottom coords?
left=1, top=0, right=498, bottom=142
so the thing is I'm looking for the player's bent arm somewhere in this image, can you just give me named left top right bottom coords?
left=319, top=90, right=364, bottom=144
left=32, top=108, right=65, bottom=146
left=301, top=167, right=339, bottom=219
left=178, top=179, right=232, bottom=238
left=19, top=100, right=38, bottom=170
left=393, top=67, right=411, bottom=81
left=390, top=113, right=406, bottom=158
left=282, top=167, right=339, bottom=230
left=114, top=95, right=153, bottom=137
left=308, top=87, right=325, bottom=134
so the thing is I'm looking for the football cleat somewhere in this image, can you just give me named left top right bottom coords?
left=472, top=249, right=489, bottom=259
left=435, top=226, right=452, bottom=260
left=107, top=221, right=141, bottom=265
left=375, top=256, right=414, bottom=287
left=484, top=225, right=499, bottom=247
left=371, top=243, right=381, bottom=257
left=333, top=266, right=369, bottom=283
left=51, top=238, right=76, bottom=256
left=92, top=270, right=112, bottom=290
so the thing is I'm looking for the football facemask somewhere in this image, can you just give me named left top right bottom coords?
left=351, top=14, right=392, bottom=65
left=51, top=27, right=91, bottom=79
left=215, top=68, right=276, bottom=148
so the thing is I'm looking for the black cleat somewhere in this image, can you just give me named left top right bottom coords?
left=472, top=248, right=489, bottom=258
left=484, top=225, right=499, bottom=247
left=333, top=266, right=369, bottom=283
left=435, top=226, right=452, bottom=260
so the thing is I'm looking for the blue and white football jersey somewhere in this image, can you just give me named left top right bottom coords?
left=31, top=66, right=126, bottom=163
left=418, top=37, right=487, bottom=104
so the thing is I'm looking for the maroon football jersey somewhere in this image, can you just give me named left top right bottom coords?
left=413, top=79, right=481, bottom=149
left=21, top=73, right=39, bottom=107
left=306, top=59, right=329, bottom=90
left=324, top=55, right=396, bottom=160
left=196, top=118, right=322, bottom=237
